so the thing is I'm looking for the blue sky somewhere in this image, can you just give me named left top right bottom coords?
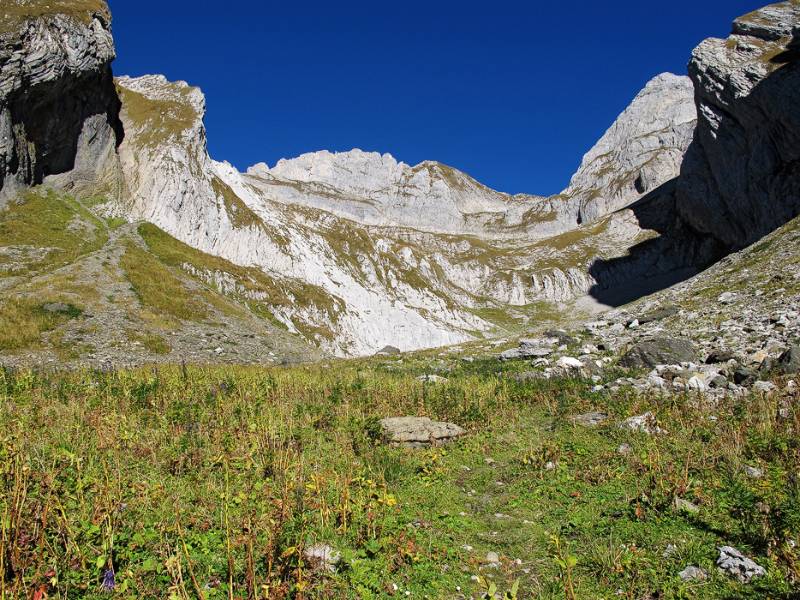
left=109, top=1, right=760, bottom=196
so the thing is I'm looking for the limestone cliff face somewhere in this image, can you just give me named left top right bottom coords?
left=4, top=1, right=760, bottom=357
left=0, top=0, right=122, bottom=199
left=676, top=0, right=800, bottom=248
left=110, top=68, right=701, bottom=355
left=115, top=75, right=496, bottom=356
left=562, top=73, right=697, bottom=224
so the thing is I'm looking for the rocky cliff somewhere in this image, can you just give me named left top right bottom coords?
left=4, top=1, right=798, bottom=364
left=562, top=73, right=696, bottom=224
left=676, top=0, right=800, bottom=248
left=0, top=0, right=122, bottom=199
left=109, top=69, right=697, bottom=355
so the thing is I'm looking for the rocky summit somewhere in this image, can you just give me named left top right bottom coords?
left=1, top=1, right=800, bottom=598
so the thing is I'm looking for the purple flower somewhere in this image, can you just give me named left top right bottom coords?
left=101, top=569, right=115, bottom=592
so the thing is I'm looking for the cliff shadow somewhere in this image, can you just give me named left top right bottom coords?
left=3, top=66, right=123, bottom=191
left=586, top=179, right=726, bottom=307
left=588, top=33, right=800, bottom=307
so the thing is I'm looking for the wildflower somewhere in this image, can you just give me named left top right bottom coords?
left=101, top=569, right=115, bottom=592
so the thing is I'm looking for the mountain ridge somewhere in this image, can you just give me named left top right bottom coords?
left=0, top=0, right=798, bottom=364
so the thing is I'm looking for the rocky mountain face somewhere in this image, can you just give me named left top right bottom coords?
left=561, top=73, right=697, bottom=224
left=0, top=0, right=122, bottom=200
left=677, top=1, right=800, bottom=249
left=0, top=1, right=797, bottom=364
left=107, top=68, right=698, bottom=356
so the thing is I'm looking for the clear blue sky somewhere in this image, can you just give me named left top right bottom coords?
left=109, top=0, right=760, bottom=196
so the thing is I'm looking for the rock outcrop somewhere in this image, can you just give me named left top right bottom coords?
left=676, top=0, right=800, bottom=248
left=0, top=0, right=122, bottom=199
left=563, top=73, right=697, bottom=224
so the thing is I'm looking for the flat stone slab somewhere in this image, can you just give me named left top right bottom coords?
left=380, top=416, right=465, bottom=448
left=570, top=411, right=608, bottom=427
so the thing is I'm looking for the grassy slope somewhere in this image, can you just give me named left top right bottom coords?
left=0, top=354, right=797, bottom=599
left=0, top=190, right=107, bottom=275
left=0, top=188, right=316, bottom=364
left=0, top=1, right=108, bottom=35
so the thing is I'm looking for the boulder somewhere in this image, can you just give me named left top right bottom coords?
left=376, top=345, right=401, bottom=356
left=716, top=546, right=765, bottom=583
left=416, top=374, right=448, bottom=384
left=620, top=412, right=664, bottom=435
left=777, top=345, right=800, bottom=375
left=619, top=337, right=696, bottom=369
left=304, top=543, right=340, bottom=573
left=379, top=416, right=465, bottom=448
left=705, top=350, right=736, bottom=364
left=734, top=367, right=757, bottom=385
left=500, top=340, right=553, bottom=360
left=556, top=356, right=584, bottom=371
left=632, top=304, right=679, bottom=325
left=678, top=565, right=707, bottom=581
left=543, top=329, right=578, bottom=347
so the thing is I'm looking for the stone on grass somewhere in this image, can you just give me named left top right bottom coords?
left=544, top=329, right=577, bottom=346
left=717, top=546, right=765, bottom=583
left=706, top=350, right=736, bottom=364
left=571, top=411, right=607, bottom=427
left=753, top=380, right=777, bottom=394
left=734, top=367, right=757, bottom=385
left=619, top=337, right=696, bottom=369
left=777, top=345, right=800, bottom=375
left=718, top=292, right=738, bottom=305
left=674, top=498, right=700, bottom=514
left=679, top=565, right=707, bottom=581
left=304, top=543, right=340, bottom=573
left=687, top=375, right=707, bottom=392
left=620, top=412, right=664, bottom=435
left=416, top=374, right=448, bottom=383
left=743, top=465, right=764, bottom=479
left=636, top=304, right=680, bottom=325
left=500, top=340, right=552, bottom=360
left=376, top=345, right=401, bottom=356
left=379, top=416, right=465, bottom=448
left=484, top=552, right=501, bottom=569
left=556, top=356, right=584, bottom=371
left=42, top=302, right=76, bottom=315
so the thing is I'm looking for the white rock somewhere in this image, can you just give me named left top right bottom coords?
left=557, top=356, right=584, bottom=370
left=620, top=412, right=665, bottom=435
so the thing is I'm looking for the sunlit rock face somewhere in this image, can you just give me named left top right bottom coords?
left=110, top=68, right=700, bottom=355
left=0, top=0, right=122, bottom=198
left=562, top=73, right=697, bottom=224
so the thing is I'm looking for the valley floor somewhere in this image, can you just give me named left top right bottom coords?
left=0, top=351, right=798, bottom=599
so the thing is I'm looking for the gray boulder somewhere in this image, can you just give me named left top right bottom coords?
left=717, top=546, right=766, bottom=583
left=619, top=337, right=696, bottom=369
left=376, top=345, right=401, bottom=356
left=678, top=565, right=707, bottom=581
left=633, top=304, right=680, bottom=325
left=379, top=416, right=465, bottom=448
left=304, top=543, right=340, bottom=573
left=571, top=412, right=607, bottom=427
left=777, top=345, right=800, bottom=374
